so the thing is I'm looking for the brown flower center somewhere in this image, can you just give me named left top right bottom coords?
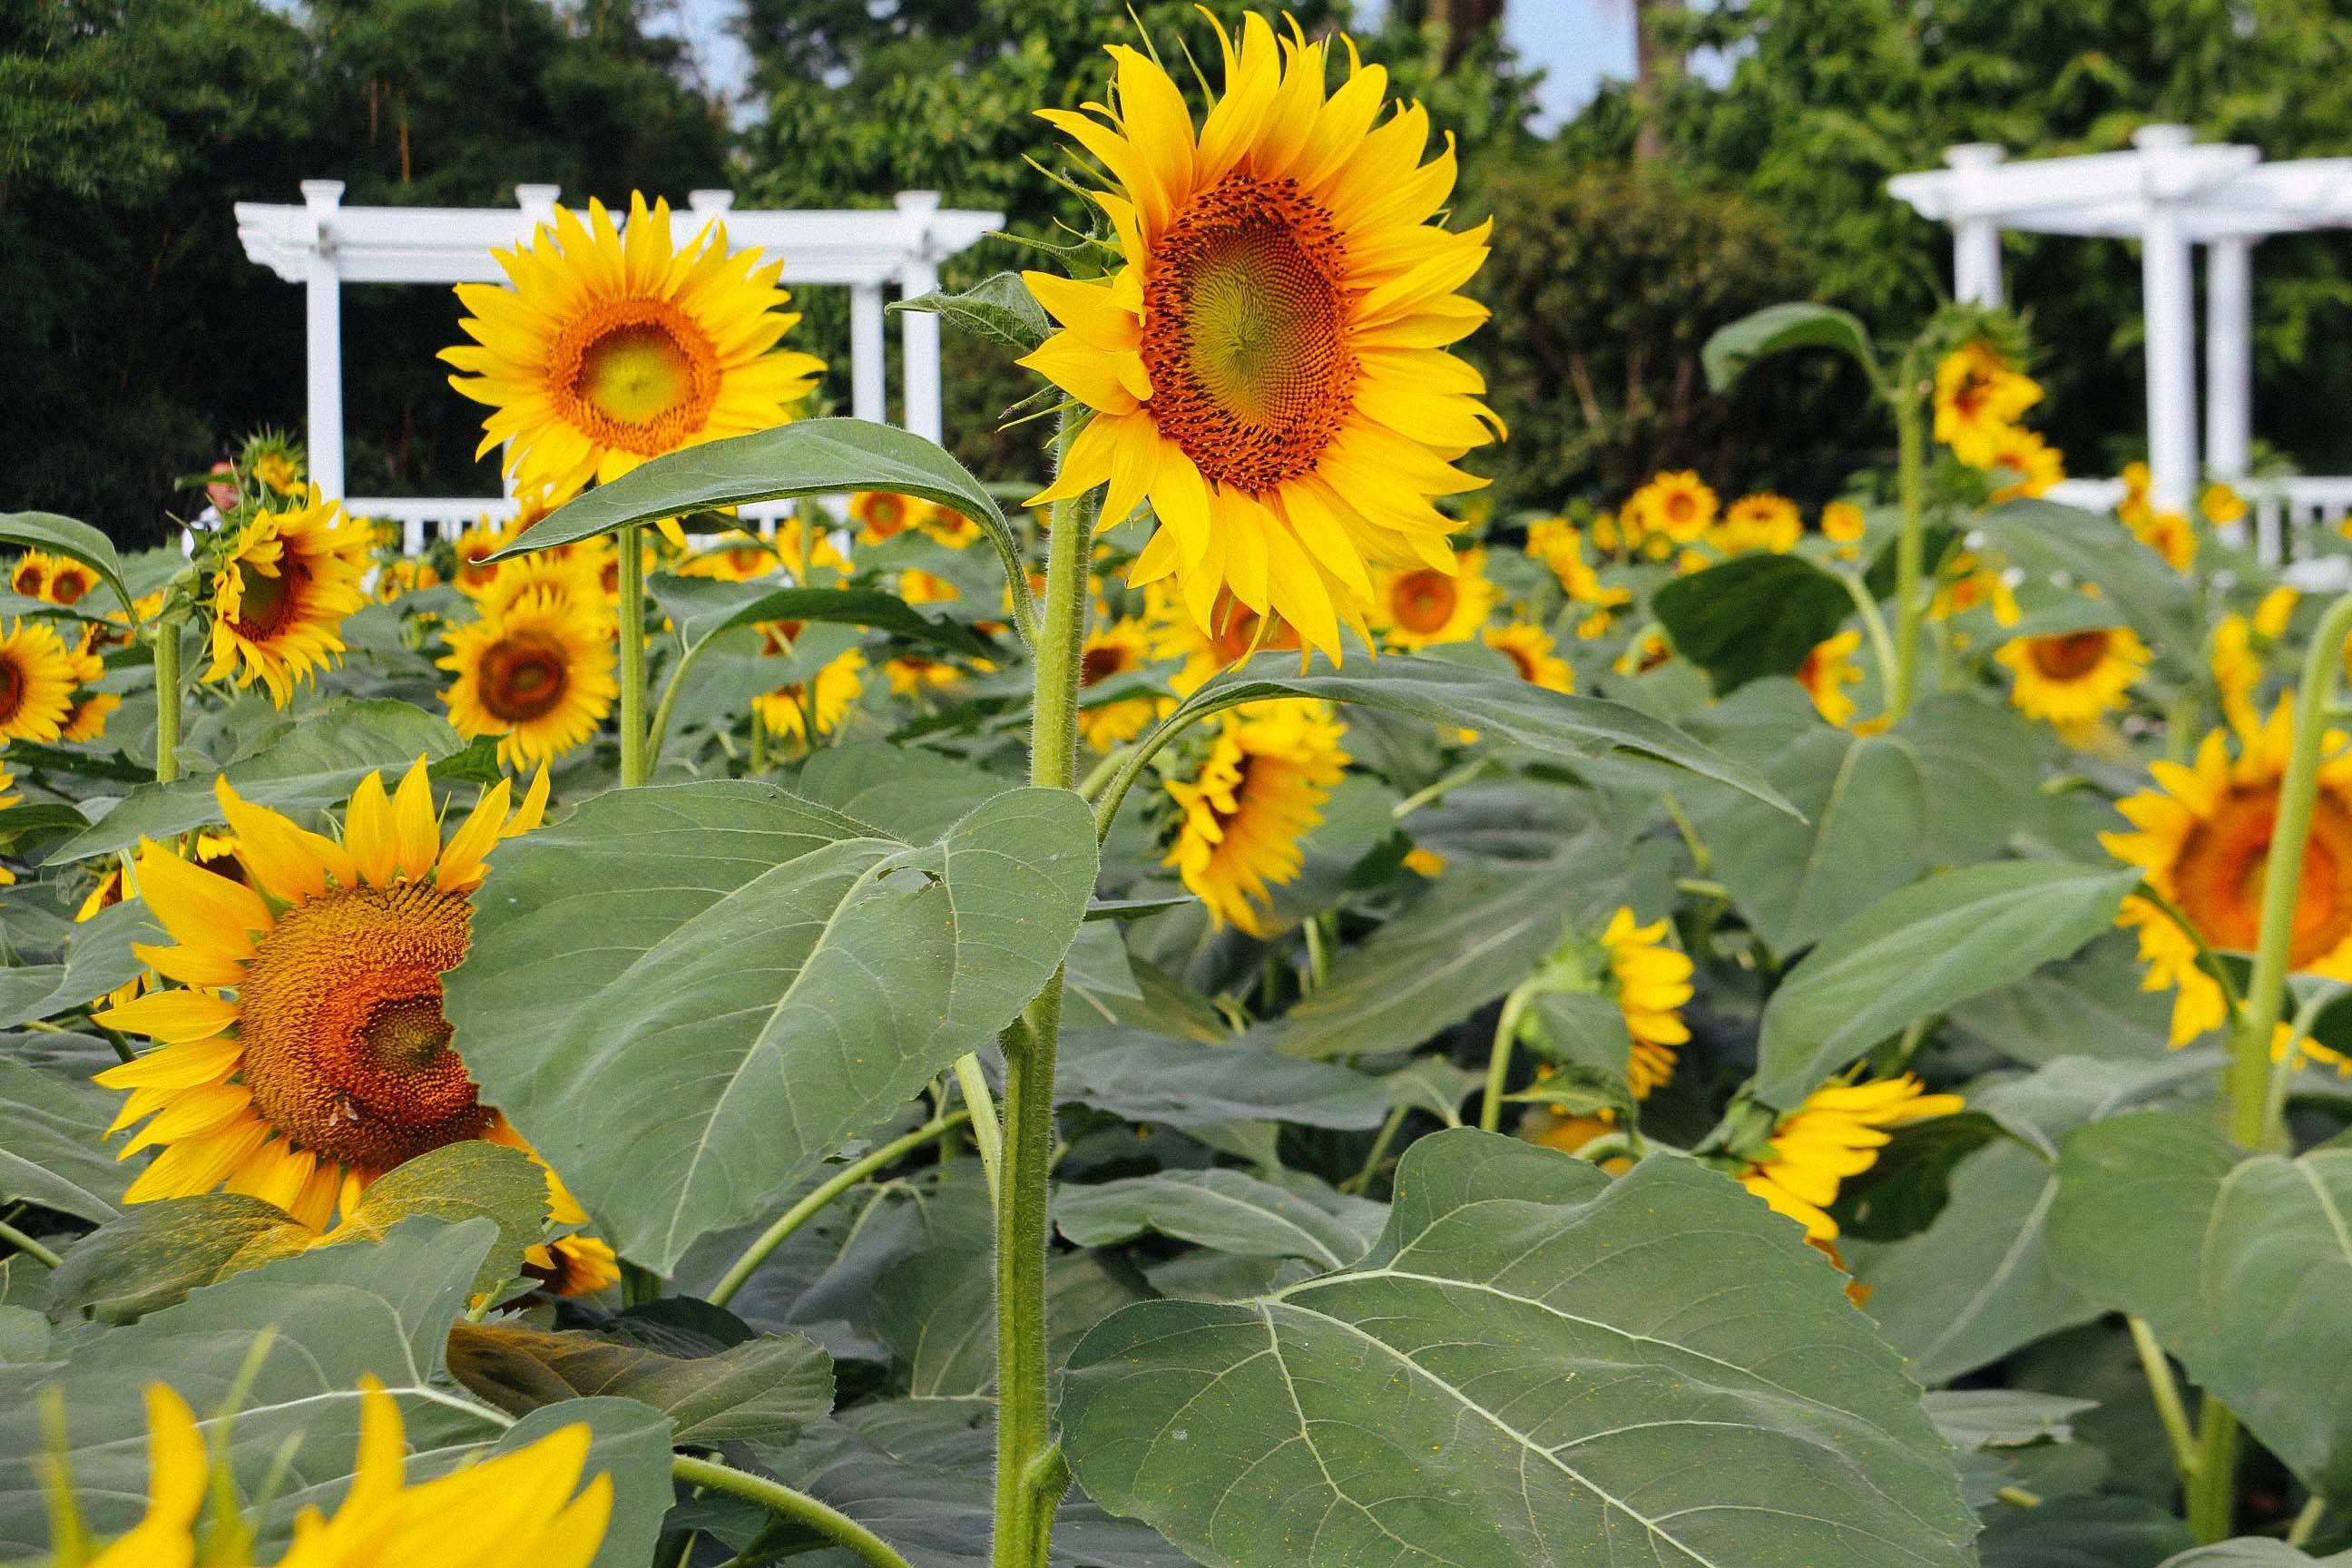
left=233, top=563, right=304, bottom=641
left=1082, top=643, right=1135, bottom=687
left=478, top=631, right=571, bottom=723
left=1389, top=570, right=1457, bottom=635
left=236, top=884, right=490, bottom=1170
left=2176, top=785, right=2352, bottom=965
left=2029, top=631, right=2112, bottom=682
left=1141, top=172, right=1354, bottom=495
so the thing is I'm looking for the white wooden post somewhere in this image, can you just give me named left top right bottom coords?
left=1945, top=143, right=2007, bottom=306
left=516, top=182, right=561, bottom=230
left=896, top=191, right=944, bottom=443
left=301, top=180, right=346, bottom=500
left=2205, top=235, right=2256, bottom=482
left=2136, top=126, right=2201, bottom=514
left=850, top=283, right=887, bottom=424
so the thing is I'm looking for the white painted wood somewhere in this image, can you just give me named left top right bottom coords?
left=896, top=191, right=946, bottom=444
left=2205, top=236, right=2255, bottom=480
left=1945, top=144, right=2007, bottom=306
left=300, top=181, right=347, bottom=501
left=2137, top=128, right=2201, bottom=514
left=850, top=283, right=887, bottom=424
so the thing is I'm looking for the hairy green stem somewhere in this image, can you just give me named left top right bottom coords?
left=0, top=1218, right=61, bottom=1269
left=152, top=615, right=182, bottom=785
left=2128, top=1316, right=2199, bottom=1485
left=671, top=1455, right=912, bottom=1568
left=1837, top=570, right=1899, bottom=710
left=1477, top=984, right=1536, bottom=1134
left=1888, top=362, right=1927, bottom=723
left=708, top=1111, right=971, bottom=1308
left=953, top=1054, right=1004, bottom=1209
left=618, top=523, right=650, bottom=786
left=644, top=634, right=710, bottom=772
left=994, top=449, right=1094, bottom=1568
left=2186, top=1403, right=2241, bottom=1543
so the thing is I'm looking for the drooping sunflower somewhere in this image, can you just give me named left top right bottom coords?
left=1626, top=471, right=1719, bottom=544
left=1933, top=341, right=2040, bottom=466
left=1597, top=906, right=1692, bottom=1100
left=1021, top=14, right=1503, bottom=661
left=438, top=588, right=618, bottom=769
left=1994, top=625, right=2149, bottom=726
left=1796, top=629, right=1865, bottom=727
left=204, top=488, right=370, bottom=706
left=2131, top=507, right=2199, bottom=573
left=1739, top=1074, right=1965, bottom=1241
left=851, top=489, right=933, bottom=543
left=2105, top=701, right=2352, bottom=1044
left=1987, top=426, right=2065, bottom=503
left=1372, top=547, right=1496, bottom=651
left=442, top=192, right=825, bottom=505
left=0, top=618, right=80, bottom=743
left=1710, top=493, right=1802, bottom=555
left=92, top=763, right=612, bottom=1295
left=1164, top=701, right=1348, bottom=935
left=1078, top=616, right=1159, bottom=750
left=39, top=1377, right=612, bottom=1568
left=754, top=648, right=866, bottom=741
left=1485, top=622, right=1573, bottom=693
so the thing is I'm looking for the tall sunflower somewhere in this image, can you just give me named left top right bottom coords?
left=1740, top=1074, right=1965, bottom=1241
left=91, top=764, right=612, bottom=1293
left=1021, top=14, right=1503, bottom=661
left=439, top=588, right=618, bottom=769
left=0, top=618, right=80, bottom=743
left=1164, top=701, right=1348, bottom=935
left=2105, top=701, right=2352, bottom=1044
left=204, top=488, right=370, bottom=706
left=1372, top=547, right=1495, bottom=651
left=1078, top=616, right=1159, bottom=750
left=1994, top=626, right=2149, bottom=726
left=443, top=192, right=825, bottom=505
left=1933, top=341, right=2040, bottom=466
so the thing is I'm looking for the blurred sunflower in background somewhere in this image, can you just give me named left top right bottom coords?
left=2107, top=700, right=2352, bottom=1044
left=1740, top=1074, right=1965, bottom=1240
left=1933, top=340, right=2040, bottom=466
left=439, top=587, right=618, bottom=769
left=0, top=617, right=80, bottom=742
left=1374, top=548, right=1495, bottom=650
left=2212, top=586, right=2298, bottom=730
left=1164, top=701, right=1348, bottom=934
left=1485, top=622, right=1573, bottom=692
left=1994, top=626, right=2149, bottom=726
left=1710, top=493, right=1801, bottom=554
left=679, top=529, right=779, bottom=582
left=1022, top=12, right=1502, bottom=659
left=851, top=489, right=931, bottom=543
left=203, top=488, right=369, bottom=706
left=1078, top=616, right=1158, bottom=750
left=442, top=192, right=824, bottom=505
left=1148, top=584, right=1299, bottom=694
left=1796, top=630, right=1865, bottom=726
left=92, top=763, right=613, bottom=1293
left=755, top=647, right=867, bottom=741
left=1986, top=426, right=2065, bottom=502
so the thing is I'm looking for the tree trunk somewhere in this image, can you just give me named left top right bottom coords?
left=1632, top=0, right=1681, bottom=163
left=1427, top=0, right=1504, bottom=69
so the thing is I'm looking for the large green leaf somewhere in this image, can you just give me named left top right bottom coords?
left=447, top=1318, right=832, bottom=1445
left=446, top=780, right=1096, bottom=1271
left=1756, top=860, right=2140, bottom=1107
left=1701, top=301, right=1880, bottom=391
left=1247, top=858, right=1584, bottom=1060
left=1651, top=553, right=1854, bottom=695
left=0, top=1219, right=674, bottom=1566
left=1052, top=1029, right=1390, bottom=1131
left=0, top=1056, right=132, bottom=1223
left=0, top=512, right=137, bottom=621
left=0, top=900, right=165, bottom=1029
left=1166, top=651, right=1799, bottom=816
left=2049, top=1112, right=2352, bottom=1504
left=2161, top=1545, right=2352, bottom=1566
left=1061, top=1128, right=1974, bottom=1568
left=1055, top=1171, right=1384, bottom=1270
left=44, top=699, right=467, bottom=864
left=648, top=574, right=989, bottom=660
left=1945, top=931, right=2177, bottom=1065
left=1896, top=693, right=2044, bottom=864
left=1690, top=727, right=1930, bottom=953
left=1975, top=501, right=2200, bottom=663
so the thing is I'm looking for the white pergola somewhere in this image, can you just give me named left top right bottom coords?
left=234, top=181, right=1001, bottom=544
left=1890, top=125, right=2352, bottom=564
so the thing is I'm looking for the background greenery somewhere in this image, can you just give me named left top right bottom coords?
left=9, top=0, right=2352, bottom=537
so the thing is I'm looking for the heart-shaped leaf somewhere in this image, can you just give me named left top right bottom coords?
left=1651, top=553, right=1856, bottom=696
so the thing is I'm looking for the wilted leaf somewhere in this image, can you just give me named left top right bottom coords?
left=447, top=1318, right=832, bottom=1444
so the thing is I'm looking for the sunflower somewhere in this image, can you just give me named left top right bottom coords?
left=900, top=569, right=961, bottom=607
left=461, top=548, right=603, bottom=621
left=204, top=488, right=369, bottom=706
left=1020, top=14, right=1503, bottom=661
left=2119, top=461, right=2154, bottom=527
left=90, top=763, right=612, bottom=1297
left=884, top=653, right=966, bottom=697
left=1931, top=554, right=2020, bottom=626
left=1933, top=341, right=2040, bottom=467
left=438, top=589, right=618, bottom=769
left=9, top=552, right=51, bottom=600
left=2105, top=701, right=2352, bottom=1044
left=1079, top=616, right=1159, bottom=750
left=1821, top=500, right=1867, bottom=551
left=679, top=530, right=780, bottom=582
left=1597, top=907, right=1691, bottom=1100
left=1485, top=622, right=1572, bottom=693
left=2131, top=508, right=2199, bottom=573
left=2213, top=586, right=2298, bottom=731
left=755, top=648, right=866, bottom=741
left=919, top=507, right=982, bottom=550
left=442, top=192, right=825, bottom=505
left=1403, top=846, right=1446, bottom=878
left=0, top=762, right=17, bottom=887
left=1711, top=493, right=1802, bottom=555
left=1372, top=547, right=1495, bottom=651
left=2202, top=481, right=2249, bottom=527
left=449, top=516, right=522, bottom=596
left=0, top=617, right=81, bottom=743
left=375, top=558, right=445, bottom=603
left=1739, top=1074, right=1965, bottom=1241
left=1796, top=629, right=1865, bottom=727
left=1614, top=626, right=1672, bottom=676
left=851, top=489, right=933, bottom=543
left=37, top=1385, right=206, bottom=1568
left=19, top=550, right=97, bottom=608
left=1986, top=427, right=2065, bottom=503
left=1994, top=626, right=2149, bottom=726
left=1146, top=583, right=1301, bottom=695
left=1626, top=471, right=1718, bottom=544
left=1164, top=701, right=1348, bottom=935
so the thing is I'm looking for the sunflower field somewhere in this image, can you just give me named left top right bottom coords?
left=7, top=13, right=2352, bottom=1568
